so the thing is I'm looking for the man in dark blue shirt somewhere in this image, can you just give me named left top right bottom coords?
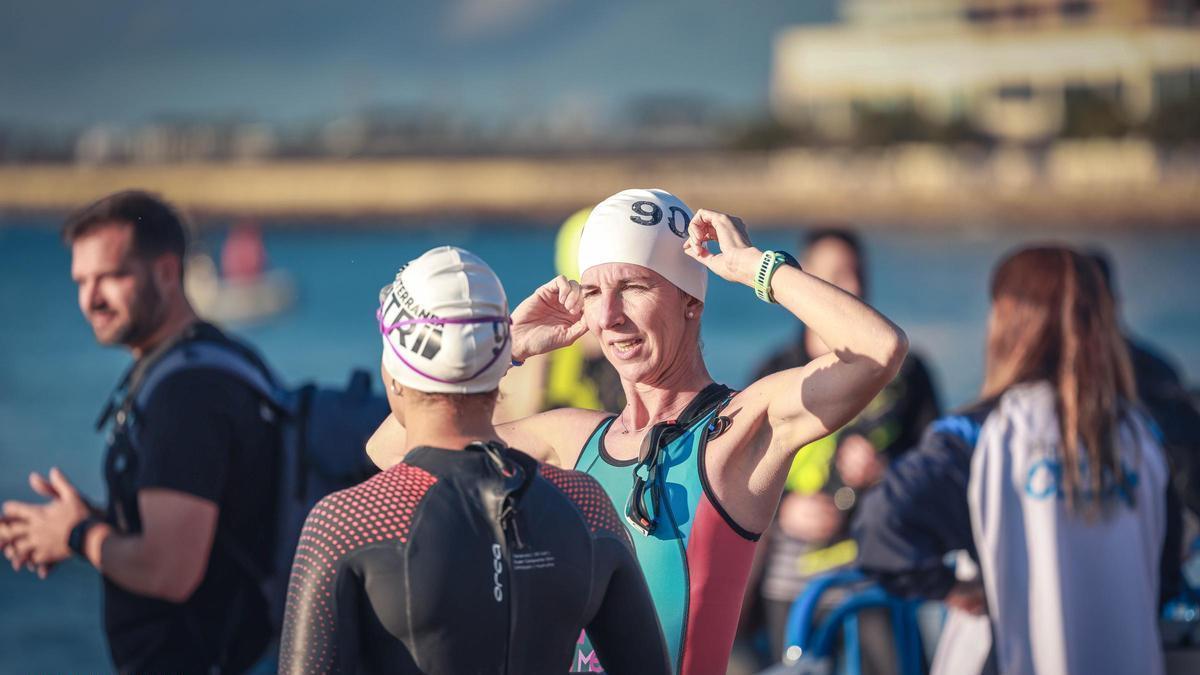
left=0, top=190, right=278, bottom=673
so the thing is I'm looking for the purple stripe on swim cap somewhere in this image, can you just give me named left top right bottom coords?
left=377, top=307, right=510, bottom=385
left=378, top=245, right=512, bottom=394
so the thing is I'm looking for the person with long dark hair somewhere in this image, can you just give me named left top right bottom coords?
left=854, top=245, right=1170, bottom=675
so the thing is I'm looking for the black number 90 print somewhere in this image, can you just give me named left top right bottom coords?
left=629, top=200, right=690, bottom=239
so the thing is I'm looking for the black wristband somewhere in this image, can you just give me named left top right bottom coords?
left=68, top=517, right=102, bottom=558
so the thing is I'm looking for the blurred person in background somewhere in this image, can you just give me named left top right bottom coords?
left=279, top=246, right=667, bottom=674
left=0, top=191, right=280, bottom=673
left=1089, top=249, right=1200, bottom=526
left=855, top=245, right=1171, bottom=675
left=751, top=229, right=940, bottom=670
left=366, top=190, right=909, bottom=674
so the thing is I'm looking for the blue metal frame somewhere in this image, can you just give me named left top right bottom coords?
left=782, top=568, right=925, bottom=675
left=783, top=562, right=1200, bottom=675
left=783, top=568, right=867, bottom=657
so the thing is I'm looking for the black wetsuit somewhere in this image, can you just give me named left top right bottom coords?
left=279, top=442, right=669, bottom=674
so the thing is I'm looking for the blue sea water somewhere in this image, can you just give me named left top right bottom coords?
left=1, top=218, right=1197, bottom=671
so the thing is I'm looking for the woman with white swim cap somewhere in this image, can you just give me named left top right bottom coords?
left=367, top=192, right=908, bottom=674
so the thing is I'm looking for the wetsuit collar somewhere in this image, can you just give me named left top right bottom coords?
left=402, top=443, right=538, bottom=477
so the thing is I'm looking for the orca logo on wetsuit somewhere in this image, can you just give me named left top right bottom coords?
left=492, top=543, right=504, bottom=602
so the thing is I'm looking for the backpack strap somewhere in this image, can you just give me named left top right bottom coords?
left=95, top=326, right=197, bottom=431
left=97, top=325, right=286, bottom=432
left=131, top=341, right=284, bottom=415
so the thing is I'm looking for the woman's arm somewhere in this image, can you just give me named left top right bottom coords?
left=683, top=209, right=908, bottom=457
left=366, top=407, right=606, bottom=470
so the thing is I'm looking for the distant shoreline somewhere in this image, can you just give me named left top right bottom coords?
left=2, top=145, right=1198, bottom=229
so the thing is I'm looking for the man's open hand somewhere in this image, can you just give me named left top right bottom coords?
left=1, top=468, right=90, bottom=573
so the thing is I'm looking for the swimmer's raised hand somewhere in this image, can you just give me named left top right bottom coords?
left=683, top=209, right=762, bottom=286
left=510, top=275, right=587, bottom=361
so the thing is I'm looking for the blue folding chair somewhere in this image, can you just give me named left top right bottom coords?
left=764, top=568, right=925, bottom=675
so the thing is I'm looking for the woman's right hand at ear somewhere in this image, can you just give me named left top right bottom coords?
left=510, top=276, right=587, bottom=361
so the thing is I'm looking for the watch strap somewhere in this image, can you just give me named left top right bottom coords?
left=68, top=516, right=102, bottom=558
left=754, top=250, right=800, bottom=303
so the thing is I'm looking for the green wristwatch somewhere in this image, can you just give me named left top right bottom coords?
left=753, top=250, right=799, bottom=303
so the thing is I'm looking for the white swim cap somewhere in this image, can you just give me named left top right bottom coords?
left=577, top=188, right=706, bottom=301
left=378, top=246, right=511, bottom=394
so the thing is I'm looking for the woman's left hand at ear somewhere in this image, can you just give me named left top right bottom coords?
left=683, top=209, right=762, bottom=286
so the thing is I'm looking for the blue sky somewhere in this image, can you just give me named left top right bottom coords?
left=0, top=1, right=835, bottom=129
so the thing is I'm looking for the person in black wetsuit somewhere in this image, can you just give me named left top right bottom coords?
left=279, top=245, right=668, bottom=674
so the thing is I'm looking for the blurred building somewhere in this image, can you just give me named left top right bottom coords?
left=319, top=105, right=479, bottom=157
left=772, top=0, right=1200, bottom=143
left=75, top=120, right=278, bottom=164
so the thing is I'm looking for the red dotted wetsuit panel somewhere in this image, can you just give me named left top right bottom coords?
left=278, top=446, right=668, bottom=675
left=278, top=463, right=437, bottom=674
left=539, top=463, right=628, bottom=543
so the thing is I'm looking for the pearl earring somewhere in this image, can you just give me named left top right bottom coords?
left=686, top=311, right=695, bottom=319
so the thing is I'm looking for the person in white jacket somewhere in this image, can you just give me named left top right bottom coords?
left=855, top=245, right=1170, bottom=675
